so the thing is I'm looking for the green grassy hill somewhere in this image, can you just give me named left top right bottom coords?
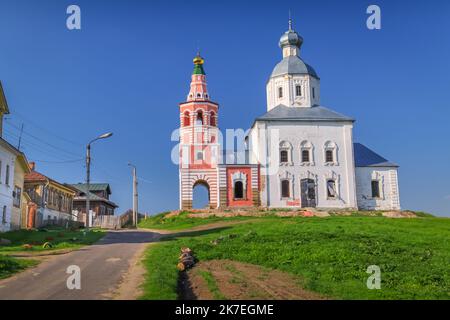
left=139, top=214, right=450, bottom=300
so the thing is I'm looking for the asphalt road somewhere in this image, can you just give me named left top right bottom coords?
left=0, top=230, right=160, bottom=300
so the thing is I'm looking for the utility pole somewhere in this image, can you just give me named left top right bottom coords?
left=128, top=163, right=138, bottom=228
left=17, top=123, right=24, bottom=151
left=86, top=144, right=91, bottom=229
left=85, top=132, right=113, bottom=229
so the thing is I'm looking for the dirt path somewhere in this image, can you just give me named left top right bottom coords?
left=183, top=259, right=326, bottom=300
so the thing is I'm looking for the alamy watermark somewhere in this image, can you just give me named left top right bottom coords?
left=66, top=5, right=81, bottom=30
left=366, top=265, right=381, bottom=289
left=66, top=265, right=81, bottom=290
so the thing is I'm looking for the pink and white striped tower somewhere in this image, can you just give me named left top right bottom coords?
left=178, top=54, right=220, bottom=209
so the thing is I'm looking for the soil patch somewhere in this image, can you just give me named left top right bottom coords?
left=184, top=259, right=326, bottom=300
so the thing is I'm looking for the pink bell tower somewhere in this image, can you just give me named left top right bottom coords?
left=179, top=54, right=220, bottom=209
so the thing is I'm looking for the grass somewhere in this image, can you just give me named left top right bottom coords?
left=140, top=215, right=450, bottom=300
left=0, top=227, right=105, bottom=279
left=198, top=270, right=227, bottom=300
left=138, top=211, right=257, bottom=231
left=0, top=227, right=105, bottom=254
left=0, top=255, right=38, bottom=279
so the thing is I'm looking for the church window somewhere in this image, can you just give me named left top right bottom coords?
left=300, top=140, right=314, bottom=165
left=327, top=180, right=337, bottom=199
left=296, top=85, right=302, bottom=97
left=1, top=205, right=6, bottom=224
left=301, top=150, right=310, bottom=163
left=278, top=87, right=283, bottom=98
left=196, top=151, right=203, bottom=161
left=325, top=150, right=333, bottom=163
left=371, top=180, right=380, bottom=198
left=234, top=181, right=244, bottom=199
left=197, top=93, right=201, bottom=98
left=5, top=165, right=9, bottom=185
left=281, top=180, right=290, bottom=198
left=183, top=111, right=190, bottom=126
left=196, top=111, right=203, bottom=125
left=279, top=141, right=292, bottom=164
left=312, top=87, right=316, bottom=99
left=210, top=112, right=216, bottom=126
left=280, top=150, right=288, bottom=163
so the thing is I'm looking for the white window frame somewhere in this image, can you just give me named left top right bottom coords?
left=324, top=141, right=339, bottom=166
left=300, top=140, right=314, bottom=166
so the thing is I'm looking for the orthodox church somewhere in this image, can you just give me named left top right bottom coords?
left=178, top=20, right=400, bottom=211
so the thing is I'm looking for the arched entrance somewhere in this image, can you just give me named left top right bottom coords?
left=192, top=180, right=210, bottom=209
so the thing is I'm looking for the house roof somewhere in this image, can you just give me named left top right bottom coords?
left=0, top=81, right=10, bottom=115
left=255, top=105, right=354, bottom=122
left=25, top=170, right=77, bottom=194
left=69, top=184, right=118, bottom=208
left=353, top=143, right=398, bottom=167
left=0, top=138, right=31, bottom=173
left=71, top=183, right=111, bottom=194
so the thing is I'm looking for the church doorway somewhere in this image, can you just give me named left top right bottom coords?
left=300, top=179, right=316, bottom=208
left=193, top=180, right=210, bottom=209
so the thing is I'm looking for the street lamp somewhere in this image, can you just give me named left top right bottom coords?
left=85, top=132, right=113, bottom=229
left=128, top=163, right=138, bottom=228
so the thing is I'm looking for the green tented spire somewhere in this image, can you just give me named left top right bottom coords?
left=192, top=53, right=206, bottom=75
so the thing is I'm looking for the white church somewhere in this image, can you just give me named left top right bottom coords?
left=177, top=19, right=401, bottom=211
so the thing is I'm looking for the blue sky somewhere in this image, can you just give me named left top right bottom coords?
left=0, top=0, right=449, bottom=216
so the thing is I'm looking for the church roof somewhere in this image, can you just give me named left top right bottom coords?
left=271, top=56, right=319, bottom=79
left=255, top=104, right=354, bottom=122
left=353, top=143, right=398, bottom=167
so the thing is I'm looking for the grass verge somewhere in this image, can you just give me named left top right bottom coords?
left=140, top=215, right=450, bottom=300
left=138, top=211, right=258, bottom=231
left=0, top=227, right=105, bottom=279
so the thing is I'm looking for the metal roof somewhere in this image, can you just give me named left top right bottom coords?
left=70, top=184, right=118, bottom=207
left=353, top=143, right=398, bottom=167
left=255, top=105, right=354, bottom=122
left=271, top=56, right=319, bottom=79
left=72, top=183, right=111, bottom=194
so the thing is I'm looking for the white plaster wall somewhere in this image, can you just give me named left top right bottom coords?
left=0, top=145, right=16, bottom=232
left=355, top=167, right=401, bottom=210
left=266, top=74, right=320, bottom=110
left=249, top=120, right=357, bottom=209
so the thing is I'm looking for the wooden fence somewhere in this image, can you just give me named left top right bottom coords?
left=92, top=215, right=121, bottom=229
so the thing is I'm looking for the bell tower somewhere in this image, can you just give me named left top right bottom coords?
left=178, top=54, right=220, bottom=209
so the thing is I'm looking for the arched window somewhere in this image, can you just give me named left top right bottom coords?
left=278, top=87, right=283, bottom=98
left=327, top=180, right=337, bottom=199
left=196, top=111, right=203, bottom=125
left=281, top=180, right=290, bottom=198
left=371, top=180, right=380, bottom=198
left=301, top=150, right=310, bottom=163
left=325, top=150, right=333, bottom=163
left=196, top=151, right=203, bottom=161
left=183, top=111, right=190, bottom=126
left=300, top=140, right=313, bottom=165
left=280, top=150, right=288, bottom=163
left=279, top=141, right=292, bottom=164
left=210, top=112, right=216, bottom=126
left=324, top=141, right=337, bottom=165
left=234, top=181, right=244, bottom=199
left=296, top=85, right=302, bottom=97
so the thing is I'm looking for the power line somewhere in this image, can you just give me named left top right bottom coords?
left=4, top=120, right=82, bottom=158
left=3, top=128, right=81, bottom=162
left=10, top=111, right=82, bottom=147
